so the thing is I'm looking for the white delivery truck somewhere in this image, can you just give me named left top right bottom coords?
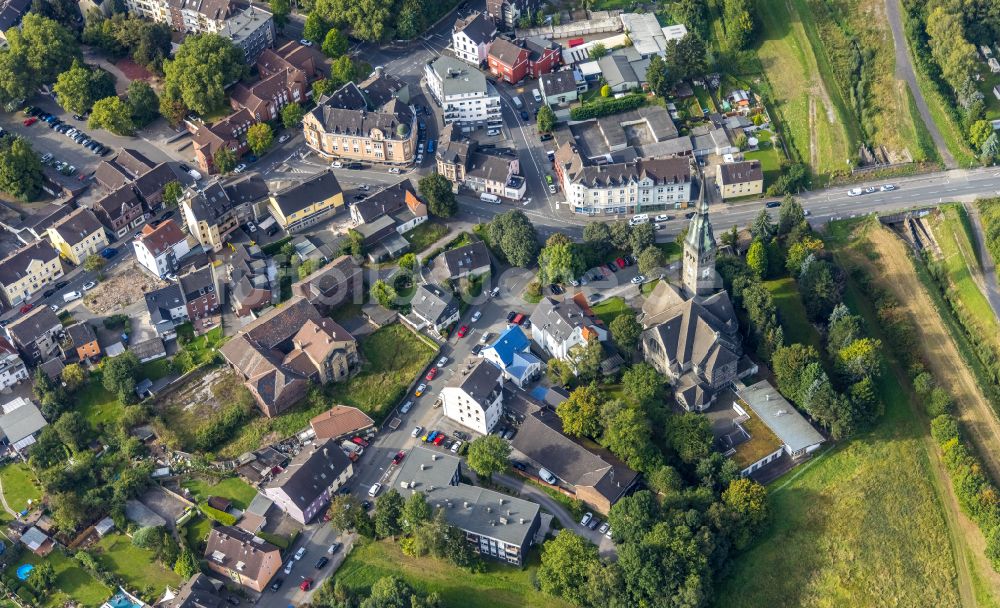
left=480, top=193, right=501, bottom=204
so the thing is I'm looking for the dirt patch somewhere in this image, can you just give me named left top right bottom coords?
left=84, top=258, right=167, bottom=314
left=841, top=223, right=1000, bottom=594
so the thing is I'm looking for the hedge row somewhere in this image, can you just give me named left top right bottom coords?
left=199, top=503, right=237, bottom=526
left=569, top=94, right=646, bottom=121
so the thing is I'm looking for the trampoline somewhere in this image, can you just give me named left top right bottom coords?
left=16, top=564, right=33, bottom=581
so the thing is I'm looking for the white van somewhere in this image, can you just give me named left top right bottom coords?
left=487, top=128, right=501, bottom=136
left=538, top=468, right=557, bottom=484
left=480, top=192, right=501, bottom=204
left=62, top=290, right=82, bottom=303
left=532, top=89, right=542, bottom=102
left=512, top=96, right=524, bottom=109
left=629, top=214, right=650, bottom=225
left=368, top=482, right=382, bottom=497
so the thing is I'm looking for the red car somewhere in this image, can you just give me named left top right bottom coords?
left=457, top=325, right=469, bottom=337
left=299, top=578, right=313, bottom=591
left=392, top=450, right=406, bottom=465
left=19, top=303, right=33, bottom=314
left=351, top=436, right=369, bottom=448
left=22, top=117, right=37, bottom=126
left=616, top=257, right=626, bottom=269
left=426, top=367, right=439, bottom=380
left=433, top=434, right=446, bottom=446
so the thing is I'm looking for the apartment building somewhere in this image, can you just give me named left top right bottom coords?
left=191, top=109, right=257, bottom=175
left=0, top=241, right=63, bottom=308
left=262, top=439, right=353, bottom=524
left=179, top=174, right=269, bottom=252
left=133, top=219, right=191, bottom=278
left=716, top=160, right=764, bottom=200
left=486, top=36, right=560, bottom=84
left=268, top=170, right=343, bottom=233
left=452, top=11, right=496, bottom=66
left=424, top=56, right=502, bottom=130
left=441, top=357, right=504, bottom=435
left=0, top=338, right=27, bottom=391
left=435, top=124, right=525, bottom=199
left=45, top=207, right=108, bottom=266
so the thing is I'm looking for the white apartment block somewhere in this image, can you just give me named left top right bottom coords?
left=451, top=11, right=496, bottom=66
left=559, top=155, right=693, bottom=216
left=425, top=56, right=502, bottom=129
left=441, top=358, right=504, bottom=435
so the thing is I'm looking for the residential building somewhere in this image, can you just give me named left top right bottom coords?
left=95, top=149, right=155, bottom=191
left=204, top=525, right=282, bottom=592
left=92, top=185, right=145, bottom=238
left=133, top=219, right=191, bottom=278
left=737, top=380, right=825, bottom=465
left=354, top=215, right=412, bottom=263
left=0, top=0, right=30, bottom=48
left=716, top=160, right=764, bottom=200
left=133, top=163, right=182, bottom=211
left=61, top=322, right=100, bottom=362
left=452, top=12, right=496, bottom=66
left=0, top=397, right=47, bottom=454
left=555, top=146, right=693, bottom=216
left=433, top=241, right=491, bottom=281
left=145, top=284, right=188, bottom=340
left=425, top=56, right=503, bottom=130
left=349, top=179, right=428, bottom=232
left=539, top=70, right=581, bottom=105
left=530, top=296, right=608, bottom=360
left=0, top=338, right=27, bottom=391
left=180, top=174, right=268, bottom=252
left=227, top=243, right=276, bottom=317
left=619, top=12, right=676, bottom=58
left=219, top=297, right=359, bottom=416
left=191, top=109, right=258, bottom=174
left=268, top=170, right=343, bottom=233
left=6, top=306, right=62, bottom=366
left=597, top=54, right=639, bottom=93
left=258, top=41, right=323, bottom=82
left=508, top=393, right=638, bottom=514
left=230, top=66, right=307, bottom=122
left=0, top=204, right=73, bottom=245
left=441, top=357, right=504, bottom=435
left=435, top=124, right=525, bottom=199
left=291, top=255, right=363, bottom=313
left=302, top=72, right=417, bottom=166
left=396, top=446, right=540, bottom=565
left=179, top=265, right=220, bottom=333
left=262, top=439, right=354, bottom=524
left=408, top=284, right=460, bottom=333
left=0, top=241, right=63, bottom=308
left=310, top=405, right=375, bottom=441
left=214, top=5, right=275, bottom=63
left=487, top=36, right=560, bottom=84
left=480, top=325, right=541, bottom=388
left=158, top=573, right=240, bottom=608
left=486, top=0, right=537, bottom=27
left=691, top=125, right=735, bottom=158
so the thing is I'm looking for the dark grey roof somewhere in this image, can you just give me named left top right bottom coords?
left=358, top=70, right=407, bottom=108
left=133, top=163, right=180, bottom=201
left=395, top=446, right=539, bottom=546
left=179, top=266, right=216, bottom=302
left=717, top=160, right=764, bottom=185
left=159, top=573, right=226, bottom=608
left=145, top=284, right=185, bottom=326
left=0, top=0, right=30, bottom=35
left=204, top=525, right=280, bottom=583
left=574, top=157, right=690, bottom=188
left=0, top=241, right=60, bottom=287
left=448, top=357, right=502, bottom=405
left=411, top=283, right=458, bottom=326
left=186, top=174, right=268, bottom=224
left=352, top=179, right=417, bottom=224
left=64, top=322, right=97, bottom=348
left=6, top=306, right=61, bottom=347
left=465, top=152, right=514, bottom=183
left=265, top=438, right=352, bottom=511
left=540, top=71, right=577, bottom=97
left=271, top=170, right=341, bottom=217
left=597, top=54, right=637, bottom=87
left=453, top=11, right=496, bottom=45
left=310, top=82, right=413, bottom=138
left=531, top=297, right=592, bottom=344
left=49, top=207, right=104, bottom=246
left=438, top=241, right=491, bottom=278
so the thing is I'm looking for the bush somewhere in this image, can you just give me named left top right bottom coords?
left=930, top=414, right=960, bottom=445
left=199, top=503, right=237, bottom=526
left=569, top=94, right=646, bottom=121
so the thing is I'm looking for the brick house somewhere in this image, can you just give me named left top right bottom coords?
left=487, top=36, right=560, bottom=84
left=191, top=109, right=257, bottom=174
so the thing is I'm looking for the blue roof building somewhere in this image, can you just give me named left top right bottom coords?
left=481, top=325, right=542, bottom=388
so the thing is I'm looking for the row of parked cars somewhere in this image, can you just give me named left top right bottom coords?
left=580, top=511, right=613, bottom=539
left=23, top=107, right=110, bottom=156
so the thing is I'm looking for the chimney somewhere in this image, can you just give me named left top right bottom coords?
left=519, top=518, right=524, bottom=524
left=420, top=464, right=426, bottom=470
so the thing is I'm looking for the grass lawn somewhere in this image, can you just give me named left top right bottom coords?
left=77, top=379, right=123, bottom=429
left=219, top=324, right=436, bottom=457
left=181, top=476, right=257, bottom=509
left=590, top=296, right=630, bottom=326
left=0, top=463, right=42, bottom=514
left=5, top=550, right=111, bottom=608
left=335, top=539, right=573, bottom=608
left=93, top=533, right=182, bottom=596
left=693, top=85, right=717, bottom=114
left=185, top=516, right=213, bottom=553
left=977, top=71, right=1000, bottom=121
left=404, top=221, right=450, bottom=253
left=177, top=325, right=226, bottom=366
left=745, top=145, right=782, bottom=186
left=763, top=277, right=822, bottom=351
left=656, top=241, right=681, bottom=262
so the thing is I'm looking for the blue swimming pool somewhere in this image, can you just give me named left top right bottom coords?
left=16, top=564, right=33, bottom=581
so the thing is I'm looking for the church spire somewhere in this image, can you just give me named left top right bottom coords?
left=682, top=165, right=718, bottom=297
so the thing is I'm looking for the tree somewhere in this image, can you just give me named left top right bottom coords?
left=374, top=489, right=404, bottom=539
left=750, top=208, right=773, bottom=241
left=418, top=173, right=457, bottom=218
left=538, top=241, right=582, bottom=285
left=84, top=253, right=107, bottom=273
left=637, top=245, right=665, bottom=276
left=162, top=34, right=245, bottom=115
left=723, top=0, right=756, bottom=51
left=173, top=549, right=198, bottom=578
left=620, top=363, right=663, bottom=410
left=486, top=210, right=539, bottom=267
left=297, top=259, right=318, bottom=280
left=322, top=28, right=349, bottom=58
left=826, top=304, right=862, bottom=355
left=102, top=351, right=139, bottom=404
left=722, top=477, right=768, bottom=549
left=60, top=363, right=85, bottom=391
left=303, top=12, right=329, bottom=44
left=361, top=576, right=421, bottom=608
left=746, top=239, right=767, bottom=277
left=645, top=54, right=673, bottom=98
left=610, top=220, right=632, bottom=251
left=667, top=412, right=713, bottom=464
left=983, top=132, right=1000, bottom=160
left=536, top=104, right=555, bottom=133
left=346, top=228, right=365, bottom=257
left=600, top=83, right=612, bottom=97
left=246, top=123, right=274, bottom=157
left=89, top=96, right=136, bottom=136
left=370, top=279, right=397, bottom=308
left=281, top=102, right=304, bottom=129
left=603, top=407, right=657, bottom=471
left=50, top=491, right=88, bottom=532
left=772, top=344, right=819, bottom=401
left=836, top=337, right=882, bottom=383
left=270, top=0, right=290, bottom=28
left=568, top=337, right=603, bottom=382
left=466, top=435, right=510, bottom=479
left=312, top=77, right=336, bottom=99
left=785, top=235, right=823, bottom=276
left=607, top=491, right=660, bottom=544
left=329, top=55, right=358, bottom=87
left=161, top=181, right=183, bottom=208
left=27, top=562, right=55, bottom=591
left=664, top=33, right=707, bottom=81
left=0, top=137, right=44, bottom=201
left=799, top=258, right=841, bottom=322
left=647, top=464, right=683, bottom=497
left=55, top=60, right=114, bottom=115
left=401, top=491, right=432, bottom=532
left=610, top=313, right=642, bottom=353
left=127, top=80, right=159, bottom=126
left=6, top=14, right=80, bottom=85
left=589, top=43, right=607, bottom=59
left=777, top=196, right=805, bottom=236
left=629, top=222, right=654, bottom=255
left=583, top=221, right=611, bottom=245
left=537, top=532, right=601, bottom=606
left=547, top=358, right=574, bottom=386
left=557, top=384, right=604, bottom=438
left=0, top=51, right=34, bottom=107
left=398, top=253, right=416, bottom=271
left=214, top=148, right=237, bottom=174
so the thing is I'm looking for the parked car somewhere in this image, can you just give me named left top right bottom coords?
left=847, top=188, right=862, bottom=196
left=400, top=400, right=413, bottom=414
left=450, top=440, right=463, bottom=453
left=426, top=367, right=439, bottom=380
left=437, top=356, right=449, bottom=367
left=22, top=117, right=37, bottom=126
left=588, top=517, right=600, bottom=530
left=580, top=512, right=593, bottom=527
left=43, top=288, right=55, bottom=298
left=433, top=434, right=446, bottom=446
left=457, top=325, right=469, bottom=338
left=880, top=183, right=896, bottom=191
left=864, top=186, right=876, bottom=194
left=270, top=578, right=284, bottom=591
left=490, top=286, right=500, bottom=297
left=539, top=468, right=558, bottom=484
left=327, top=543, right=342, bottom=554
left=470, top=310, right=481, bottom=322
left=392, top=450, right=406, bottom=465
left=100, top=247, right=118, bottom=259
left=294, top=547, right=307, bottom=560
left=415, top=383, right=427, bottom=397
left=283, top=561, right=294, bottom=575
left=412, top=426, right=423, bottom=438
left=331, top=161, right=343, bottom=168
left=299, top=579, right=313, bottom=591
left=765, top=201, right=781, bottom=208
left=630, top=275, right=645, bottom=285
left=511, top=460, right=527, bottom=471
left=368, top=482, right=382, bottom=497
left=19, top=303, right=33, bottom=314
left=315, top=557, right=329, bottom=569
left=351, top=436, right=369, bottom=448
left=300, top=39, right=313, bottom=46
left=598, top=522, right=610, bottom=534
left=233, top=163, right=247, bottom=173
left=388, top=167, right=401, bottom=174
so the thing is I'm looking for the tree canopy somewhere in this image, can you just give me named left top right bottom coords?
left=418, top=173, right=457, bottom=217
left=485, top=210, right=539, bottom=267
left=161, top=34, right=245, bottom=116
left=465, top=435, right=510, bottom=479
left=0, top=137, right=44, bottom=201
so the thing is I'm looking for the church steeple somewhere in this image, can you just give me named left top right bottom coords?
left=682, top=166, right=717, bottom=297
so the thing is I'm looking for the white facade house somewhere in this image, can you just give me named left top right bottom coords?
left=425, top=56, right=503, bottom=130
left=133, top=220, right=191, bottom=278
left=0, top=339, right=27, bottom=391
left=441, top=358, right=504, bottom=435
left=557, top=152, right=694, bottom=216
left=451, top=11, right=496, bottom=66
left=530, top=297, right=608, bottom=361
